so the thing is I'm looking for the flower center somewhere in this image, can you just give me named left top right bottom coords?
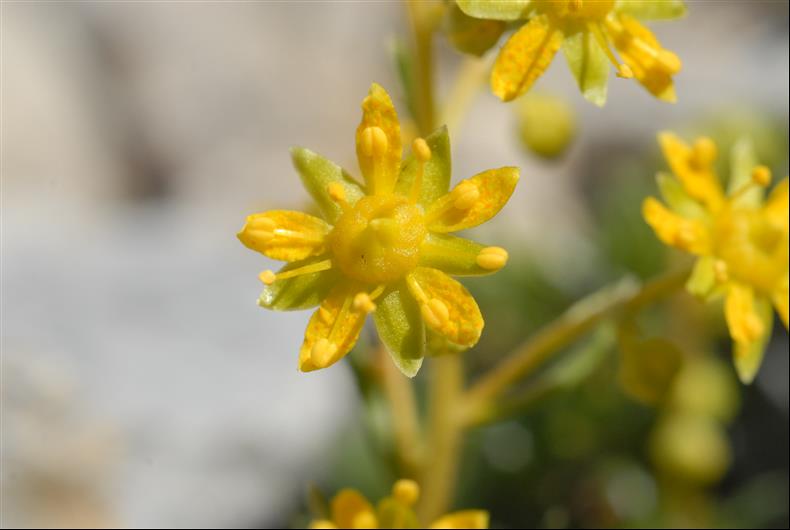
left=714, top=207, right=788, bottom=293
left=539, top=0, right=615, bottom=21
left=330, top=195, right=426, bottom=284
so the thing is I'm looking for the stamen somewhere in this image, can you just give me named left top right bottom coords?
left=246, top=216, right=276, bottom=242
left=476, top=247, right=509, bottom=271
left=351, top=512, right=377, bottom=530
left=589, top=22, right=632, bottom=79
left=451, top=180, right=480, bottom=210
left=259, top=270, right=276, bottom=285
left=656, top=49, right=682, bottom=75
left=259, top=259, right=333, bottom=285
left=421, top=298, right=450, bottom=329
left=409, top=137, right=432, bottom=203
left=361, top=126, right=388, bottom=157
left=327, top=182, right=348, bottom=207
left=353, top=292, right=377, bottom=313
left=392, top=479, right=420, bottom=506
left=674, top=225, right=697, bottom=251
left=751, top=165, right=772, bottom=187
left=691, top=137, right=717, bottom=169
left=310, top=338, right=338, bottom=369
left=714, top=260, right=729, bottom=283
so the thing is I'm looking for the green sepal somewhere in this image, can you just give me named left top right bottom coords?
left=562, top=29, right=609, bottom=107
left=615, top=0, right=687, bottom=20
left=457, top=0, right=532, bottom=21
left=419, top=233, right=493, bottom=276
left=685, top=256, right=717, bottom=299
left=396, top=126, right=451, bottom=208
left=257, top=257, right=336, bottom=311
left=291, top=147, right=365, bottom=223
left=733, top=297, right=773, bottom=384
left=373, top=284, right=425, bottom=377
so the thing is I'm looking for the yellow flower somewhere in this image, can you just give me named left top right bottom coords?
left=457, top=0, right=686, bottom=106
left=238, top=84, right=518, bottom=376
left=642, top=132, right=789, bottom=383
left=309, top=479, right=489, bottom=529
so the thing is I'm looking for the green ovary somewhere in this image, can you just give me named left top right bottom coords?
left=330, top=195, right=427, bottom=284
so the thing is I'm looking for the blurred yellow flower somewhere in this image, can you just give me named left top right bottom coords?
left=238, top=83, right=518, bottom=376
left=457, top=0, right=686, bottom=106
left=309, top=479, right=489, bottom=529
left=643, top=132, right=789, bottom=383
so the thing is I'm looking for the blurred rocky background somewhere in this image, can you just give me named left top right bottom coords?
left=2, top=1, right=788, bottom=528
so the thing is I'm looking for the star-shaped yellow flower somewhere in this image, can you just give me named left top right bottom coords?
left=238, top=84, right=518, bottom=376
left=309, top=479, right=489, bottom=529
left=457, top=0, right=686, bottom=106
left=643, top=132, right=788, bottom=383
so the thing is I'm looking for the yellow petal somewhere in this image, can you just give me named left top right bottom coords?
left=406, top=268, right=483, bottom=348
left=655, top=132, right=726, bottom=211
left=773, top=275, right=789, bottom=329
left=491, top=15, right=563, bottom=102
left=298, top=284, right=368, bottom=372
left=725, top=284, right=765, bottom=346
left=330, top=489, right=378, bottom=529
left=430, top=510, right=490, bottom=529
left=238, top=210, right=330, bottom=262
left=607, top=14, right=680, bottom=103
left=356, top=83, right=402, bottom=195
left=642, top=197, right=711, bottom=255
left=426, top=167, right=519, bottom=233
left=309, top=520, right=338, bottom=529
left=726, top=285, right=774, bottom=384
left=765, top=177, right=789, bottom=233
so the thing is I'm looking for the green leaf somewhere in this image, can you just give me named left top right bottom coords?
left=258, top=257, right=336, bottom=311
left=733, top=297, right=773, bottom=384
left=291, top=147, right=365, bottom=223
left=615, top=0, right=687, bottom=20
left=373, top=284, right=425, bottom=377
left=728, top=137, right=763, bottom=208
left=562, top=29, right=609, bottom=107
left=396, top=126, right=451, bottom=207
left=457, top=0, right=532, bottom=21
left=445, top=2, right=506, bottom=57
left=419, top=233, right=492, bottom=276
left=685, top=256, right=716, bottom=299
left=656, top=171, right=706, bottom=218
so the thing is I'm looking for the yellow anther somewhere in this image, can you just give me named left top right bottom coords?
left=743, top=314, right=764, bottom=342
left=656, top=49, right=682, bottom=75
left=309, top=520, right=338, bottom=530
left=310, top=338, right=338, bottom=368
left=259, top=270, right=276, bottom=285
left=351, top=511, right=378, bottom=529
left=476, top=246, right=509, bottom=271
left=674, top=226, right=697, bottom=250
left=245, top=216, right=276, bottom=242
left=361, top=126, right=388, bottom=157
left=451, top=181, right=480, bottom=210
left=714, top=260, right=729, bottom=283
left=421, top=298, right=450, bottom=329
left=327, top=182, right=347, bottom=203
left=616, top=63, right=634, bottom=79
left=392, top=479, right=420, bottom=506
left=413, top=137, right=432, bottom=163
left=353, top=292, right=377, bottom=314
left=692, top=137, right=717, bottom=169
left=751, top=165, right=772, bottom=187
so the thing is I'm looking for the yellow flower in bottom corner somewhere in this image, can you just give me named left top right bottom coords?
left=457, top=0, right=686, bottom=106
left=238, top=83, right=518, bottom=377
left=310, top=479, right=489, bottom=529
left=642, top=132, right=789, bottom=383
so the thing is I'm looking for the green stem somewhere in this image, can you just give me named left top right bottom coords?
left=407, top=0, right=440, bottom=135
left=417, top=355, right=464, bottom=523
left=460, top=267, right=691, bottom=426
